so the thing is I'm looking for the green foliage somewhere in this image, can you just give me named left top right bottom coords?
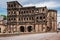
left=0, top=15, right=7, bottom=20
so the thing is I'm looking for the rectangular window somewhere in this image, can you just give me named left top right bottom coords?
left=40, top=16, right=42, bottom=19
left=11, top=18, right=13, bottom=20
left=24, top=18, right=25, bottom=20
left=29, top=11, right=31, bottom=13
left=27, top=18, right=28, bottom=20
left=32, top=10, right=34, bottom=12
left=8, top=11, right=10, bottom=15
left=24, top=11, right=25, bottom=13
left=11, top=4, right=13, bottom=7
left=0, top=28, right=1, bottom=33
left=36, top=17, right=38, bottom=19
left=32, top=17, right=34, bottom=20
left=11, top=11, right=13, bottom=14
left=14, top=18, right=16, bottom=20
left=42, top=8, right=44, bottom=11
left=14, top=11, right=16, bottom=14
left=29, top=17, right=31, bottom=20
left=8, top=4, right=10, bottom=7
left=43, top=16, right=45, bottom=19
left=19, top=11, right=20, bottom=14
left=21, top=11, right=23, bottom=13
left=19, top=18, right=20, bottom=20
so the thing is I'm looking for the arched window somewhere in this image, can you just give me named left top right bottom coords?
left=20, top=26, right=24, bottom=32
left=40, top=16, right=42, bottom=19
left=27, top=26, right=32, bottom=32
left=43, top=16, right=45, bottom=19
left=36, top=17, right=38, bottom=19
left=27, top=18, right=28, bottom=20
left=47, top=26, right=52, bottom=31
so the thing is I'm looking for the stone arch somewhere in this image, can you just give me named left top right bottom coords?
left=27, top=26, right=32, bottom=32
left=20, top=26, right=25, bottom=32
left=47, top=26, right=52, bottom=31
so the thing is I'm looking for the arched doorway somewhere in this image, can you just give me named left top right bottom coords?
left=47, top=26, right=52, bottom=31
left=27, top=26, right=32, bottom=32
left=20, top=26, right=24, bottom=32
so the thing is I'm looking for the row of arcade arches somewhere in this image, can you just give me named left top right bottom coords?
left=20, top=26, right=32, bottom=32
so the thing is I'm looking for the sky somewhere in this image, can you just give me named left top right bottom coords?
left=0, top=0, right=60, bottom=24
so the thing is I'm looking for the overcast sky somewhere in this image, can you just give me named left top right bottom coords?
left=0, top=0, right=60, bottom=24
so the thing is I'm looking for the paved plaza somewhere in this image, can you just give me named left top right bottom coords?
left=0, top=32, right=60, bottom=40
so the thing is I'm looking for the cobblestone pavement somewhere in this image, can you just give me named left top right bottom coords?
left=0, top=32, right=60, bottom=40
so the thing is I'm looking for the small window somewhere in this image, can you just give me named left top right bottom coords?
left=21, top=11, right=23, bottom=13
left=19, top=11, right=20, bottom=14
left=27, top=18, right=28, bottom=20
left=0, top=28, right=1, bottom=33
left=32, top=17, right=34, bottom=20
left=43, top=16, right=45, bottom=19
left=8, top=4, right=10, bottom=7
left=40, top=16, right=42, bottom=19
left=11, top=4, right=13, bottom=7
left=19, top=18, right=20, bottom=20
left=8, top=11, right=10, bottom=14
left=43, top=20, right=45, bottom=22
left=14, top=18, right=16, bottom=20
left=24, top=11, right=25, bottom=13
left=36, top=20, right=38, bottom=22
left=29, top=11, right=31, bottom=13
left=29, top=17, right=31, bottom=20
left=11, top=11, right=13, bottom=14
left=36, top=17, right=38, bottom=19
left=42, top=8, right=44, bottom=11
left=52, top=17, right=54, bottom=19
left=24, top=18, right=25, bottom=20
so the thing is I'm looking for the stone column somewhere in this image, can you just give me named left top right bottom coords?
left=39, top=24, right=42, bottom=32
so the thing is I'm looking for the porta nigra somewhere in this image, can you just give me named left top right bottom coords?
left=7, top=1, right=57, bottom=33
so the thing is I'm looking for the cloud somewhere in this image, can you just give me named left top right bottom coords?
left=0, top=0, right=60, bottom=17
left=57, top=11, right=60, bottom=16
left=0, top=0, right=28, bottom=8
left=23, top=1, right=60, bottom=8
left=57, top=13, right=60, bottom=23
left=0, top=0, right=29, bottom=15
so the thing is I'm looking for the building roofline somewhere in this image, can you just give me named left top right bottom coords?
left=20, top=6, right=35, bottom=9
left=7, top=1, right=23, bottom=7
left=48, top=9, right=57, bottom=12
left=36, top=6, right=47, bottom=9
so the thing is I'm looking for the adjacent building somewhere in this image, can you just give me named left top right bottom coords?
left=7, top=1, right=57, bottom=33
left=0, top=16, right=7, bottom=33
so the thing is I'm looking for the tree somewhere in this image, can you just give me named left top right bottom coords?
left=0, top=15, right=7, bottom=20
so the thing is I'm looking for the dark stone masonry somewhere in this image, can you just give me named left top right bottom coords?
left=7, top=1, right=57, bottom=33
